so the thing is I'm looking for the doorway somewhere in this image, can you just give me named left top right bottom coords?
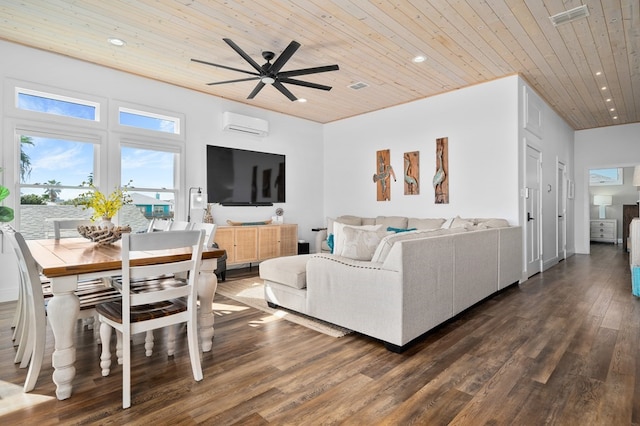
left=557, top=162, right=567, bottom=261
left=526, top=145, right=542, bottom=277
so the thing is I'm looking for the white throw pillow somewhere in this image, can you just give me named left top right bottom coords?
left=338, top=226, right=389, bottom=261
left=333, top=223, right=383, bottom=256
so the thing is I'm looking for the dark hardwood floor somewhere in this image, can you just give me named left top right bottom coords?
left=1, top=243, right=639, bottom=425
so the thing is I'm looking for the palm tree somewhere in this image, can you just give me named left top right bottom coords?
left=20, top=135, right=34, bottom=183
left=44, top=179, right=61, bottom=203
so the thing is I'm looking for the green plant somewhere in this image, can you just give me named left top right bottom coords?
left=74, top=181, right=132, bottom=221
left=21, top=194, right=46, bottom=205
left=0, top=168, right=15, bottom=222
left=43, top=179, right=62, bottom=203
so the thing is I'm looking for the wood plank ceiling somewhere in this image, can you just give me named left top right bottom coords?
left=0, top=0, right=637, bottom=130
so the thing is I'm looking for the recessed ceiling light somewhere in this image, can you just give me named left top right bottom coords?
left=610, top=107, right=615, bottom=112
left=412, top=55, right=426, bottom=63
left=108, top=37, right=126, bottom=47
left=595, top=71, right=602, bottom=76
left=613, top=116, right=618, bottom=120
left=606, top=98, right=612, bottom=102
left=601, top=86, right=607, bottom=90
left=297, top=98, right=307, bottom=103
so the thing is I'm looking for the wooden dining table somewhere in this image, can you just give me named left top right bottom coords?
left=26, top=237, right=225, bottom=401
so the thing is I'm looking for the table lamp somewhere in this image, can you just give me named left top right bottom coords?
left=594, top=195, right=612, bottom=219
left=188, top=187, right=204, bottom=222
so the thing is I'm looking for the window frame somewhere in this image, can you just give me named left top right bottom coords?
left=112, top=100, right=185, bottom=141
left=117, top=135, right=184, bottom=221
left=589, top=167, right=624, bottom=186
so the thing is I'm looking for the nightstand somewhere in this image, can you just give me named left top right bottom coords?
left=590, top=219, right=617, bottom=244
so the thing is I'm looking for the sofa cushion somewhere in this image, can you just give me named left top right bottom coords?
left=371, top=228, right=467, bottom=263
left=408, top=218, right=446, bottom=230
left=476, top=218, right=510, bottom=229
left=450, top=216, right=475, bottom=230
left=387, top=227, right=417, bottom=233
left=338, top=225, right=390, bottom=260
left=375, top=216, right=408, bottom=229
left=334, top=222, right=383, bottom=256
left=259, top=254, right=313, bottom=289
left=327, top=215, right=363, bottom=234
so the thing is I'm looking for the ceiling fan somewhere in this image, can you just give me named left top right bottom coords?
left=192, top=38, right=339, bottom=101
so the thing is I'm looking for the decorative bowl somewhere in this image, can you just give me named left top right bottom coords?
left=77, top=224, right=132, bottom=245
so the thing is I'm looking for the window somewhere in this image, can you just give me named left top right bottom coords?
left=119, top=107, right=180, bottom=134
left=121, top=145, right=177, bottom=220
left=16, top=88, right=99, bottom=121
left=18, top=132, right=98, bottom=239
left=589, top=168, right=623, bottom=186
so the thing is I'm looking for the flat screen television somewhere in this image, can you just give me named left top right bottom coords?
left=206, top=145, right=285, bottom=206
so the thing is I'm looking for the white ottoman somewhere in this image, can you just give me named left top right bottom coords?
left=259, top=254, right=313, bottom=312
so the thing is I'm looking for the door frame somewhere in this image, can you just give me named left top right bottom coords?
left=524, top=143, right=543, bottom=278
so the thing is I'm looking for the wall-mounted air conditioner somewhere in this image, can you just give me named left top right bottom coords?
left=222, top=111, right=269, bottom=137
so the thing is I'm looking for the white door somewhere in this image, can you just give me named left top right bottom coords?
left=526, top=146, right=542, bottom=277
left=557, top=162, right=567, bottom=261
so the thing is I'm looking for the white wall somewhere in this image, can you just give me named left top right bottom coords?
left=323, top=76, right=521, bottom=223
left=574, top=123, right=640, bottom=253
left=0, top=40, right=324, bottom=302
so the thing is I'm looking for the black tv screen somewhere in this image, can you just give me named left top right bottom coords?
left=206, top=145, right=285, bottom=205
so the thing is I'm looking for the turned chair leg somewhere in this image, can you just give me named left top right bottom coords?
left=99, top=321, right=112, bottom=376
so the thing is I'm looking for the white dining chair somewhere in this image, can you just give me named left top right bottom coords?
left=146, top=218, right=172, bottom=232
left=190, top=222, right=217, bottom=248
left=2, top=225, right=122, bottom=392
left=52, top=218, right=93, bottom=239
left=52, top=218, right=112, bottom=332
left=97, top=229, right=205, bottom=409
left=168, top=220, right=193, bottom=231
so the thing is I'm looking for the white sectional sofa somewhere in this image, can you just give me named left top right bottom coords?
left=260, top=216, right=523, bottom=352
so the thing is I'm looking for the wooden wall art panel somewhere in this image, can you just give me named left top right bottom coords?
left=433, top=137, right=449, bottom=204
left=403, top=151, right=420, bottom=195
left=373, top=149, right=396, bottom=201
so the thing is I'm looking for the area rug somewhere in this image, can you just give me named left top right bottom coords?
left=216, top=276, right=352, bottom=338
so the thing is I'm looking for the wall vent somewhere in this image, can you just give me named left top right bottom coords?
left=549, top=5, right=589, bottom=26
left=348, top=82, right=369, bottom=90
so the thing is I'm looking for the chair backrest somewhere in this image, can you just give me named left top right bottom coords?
left=2, top=225, right=45, bottom=308
left=2, top=225, right=47, bottom=372
left=146, top=218, right=172, bottom=233
left=168, top=221, right=193, bottom=231
left=120, top=230, right=205, bottom=326
left=190, top=222, right=217, bottom=248
left=52, top=219, right=93, bottom=239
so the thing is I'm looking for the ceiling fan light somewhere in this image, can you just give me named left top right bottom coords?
left=261, top=76, right=275, bottom=84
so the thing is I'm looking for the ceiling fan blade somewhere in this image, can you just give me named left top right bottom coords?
left=279, top=78, right=332, bottom=91
left=191, top=58, right=260, bottom=77
left=223, top=38, right=263, bottom=73
left=273, top=81, right=297, bottom=101
left=247, top=82, right=266, bottom=99
left=278, top=64, right=339, bottom=78
left=270, top=40, right=301, bottom=74
left=207, top=76, right=261, bottom=86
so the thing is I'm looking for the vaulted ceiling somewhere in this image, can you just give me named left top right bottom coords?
left=1, top=0, right=638, bottom=130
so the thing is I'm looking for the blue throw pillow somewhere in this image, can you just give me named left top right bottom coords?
left=387, top=227, right=417, bottom=233
left=327, top=233, right=334, bottom=253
